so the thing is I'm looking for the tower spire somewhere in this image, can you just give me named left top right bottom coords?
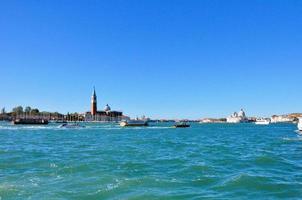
left=91, top=87, right=97, bottom=115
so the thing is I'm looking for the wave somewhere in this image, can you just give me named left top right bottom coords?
left=215, top=173, right=271, bottom=191
left=282, top=135, right=302, bottom=141
left=0, top=125, right=173, bottom=131
left=0, top=125, right=59, bottom=130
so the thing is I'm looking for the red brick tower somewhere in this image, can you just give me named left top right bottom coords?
left=91, top=87, right=97, bottom=115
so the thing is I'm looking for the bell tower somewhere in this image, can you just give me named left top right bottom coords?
left=91, top=87, right=97, bottom=115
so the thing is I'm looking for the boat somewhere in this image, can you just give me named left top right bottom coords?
left=54, top=120, right=67, bottom=123
left=120, top=120, right=148, bottom=127
left=12, top=118, right=48, bottom=125
left=298, top=118, right=302, bottom=131
left=255, top=118, right=270, bottom=125
left=173, top=122, right=190, bottom=128
left=58, top=123, right=85, bottom=128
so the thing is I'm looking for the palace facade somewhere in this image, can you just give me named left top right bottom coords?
left=84, top=88, right=126, bottom=122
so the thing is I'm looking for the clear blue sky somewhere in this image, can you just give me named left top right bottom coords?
left=0, top=0, right=301, bottom=119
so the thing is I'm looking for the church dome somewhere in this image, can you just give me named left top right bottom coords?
left=238, top=109, right=246, bottom=118
left=104, top=104, right=111, bottom=112
left=232, top=112, right=238, bottom=117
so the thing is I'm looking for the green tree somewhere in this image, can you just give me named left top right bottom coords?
left=12, top=106, right=23, bottom=114
left=24, top=106, right=32, bottom=113
left=30, top=108, right=40, bottom=115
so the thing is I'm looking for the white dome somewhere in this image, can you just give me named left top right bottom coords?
left=238, top=109, right=246, bottom=118
left=104, top=104, right=111, bottom=112
left=232, top=112, right=238, bottom=117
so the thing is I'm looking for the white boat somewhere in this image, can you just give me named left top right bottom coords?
left=59, top=123, right=85, bottom=128
left=298, top=118, right=302, bottom=131
left=120, top=120, right=148, bottom=127
left=255, top=118, right=270, bottom=125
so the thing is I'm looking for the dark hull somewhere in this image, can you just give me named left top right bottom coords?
left=12, top=119, right=49, bottom=125
left=120, top=120, right=149, bottom=127
left=173, top=125, right=190, bottom=128
left=123, top=124, right=148, bottom=127
left=59, top=123, right=85, bottom=128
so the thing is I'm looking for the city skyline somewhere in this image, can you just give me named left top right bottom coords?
left=1, top=86, right=300, bottom=120
left=1, top=1, right=301, bottom=119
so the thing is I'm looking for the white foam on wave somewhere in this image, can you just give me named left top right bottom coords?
left=29, top=177, right=40, bottom=187
left=282, top=134, right=302, bottom=141
left=50, top=163, right=58, bottom=168
left=0, top=183, right=18, bottom=191
left=91, top=179, right=122, bottom=195
left=0, top=125, right=173, bottom=132
left=146, top=126, right=172, bottom=129
left=0, top=125, right=60, bottom=131
left=80, top=126, right=172, bottom=130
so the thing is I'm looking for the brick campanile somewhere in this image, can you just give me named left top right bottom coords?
left=91, top=87, right=97, bottom=115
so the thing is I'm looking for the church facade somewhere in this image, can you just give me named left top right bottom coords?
left=84, top=88, right=125, bottom=122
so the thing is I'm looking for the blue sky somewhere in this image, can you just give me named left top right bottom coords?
left=0, top=0, right=301, bottom=119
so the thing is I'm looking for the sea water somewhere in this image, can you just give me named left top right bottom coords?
left=0, top=122, right=301, bottom=199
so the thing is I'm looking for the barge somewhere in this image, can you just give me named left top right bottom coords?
left=12, top=118, right=49, bottom=125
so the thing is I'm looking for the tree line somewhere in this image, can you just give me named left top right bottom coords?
left=1, top=106, right=64, bottom=117
left=1, top=106, right=85, bottom=121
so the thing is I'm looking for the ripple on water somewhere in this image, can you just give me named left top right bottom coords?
left=253, top=154, right=280, bottom=166
left=0, top=122, right=301, bottom=199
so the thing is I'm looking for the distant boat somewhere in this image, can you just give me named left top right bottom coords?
left=120, top=120, right=148, bottom=127
left=298, top=118, right=302, bottom=131
left=58, top=123, right=85, bottom=128
left=173, top=122, right=190, bottom=128
left=255, top=118, right=270, bottom=125
left=54, top=120, right=67, bottom=123
left=12, top=118, right=48, bottom=125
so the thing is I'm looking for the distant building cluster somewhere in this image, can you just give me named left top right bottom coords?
left=226, top=109, right=249, bottom=123
left=84, top=88, right=129, bottom=122
left=270, top=114, right=299, bottom=123
left=200, top=118, right=226, bottom=123
left=199, top=109, right=301, bottom=124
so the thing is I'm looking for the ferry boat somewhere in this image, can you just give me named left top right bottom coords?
left=12, top=118, right=48, bottom=125
left=173, top=122, right=190, bottom=128
left=120, top=120, right=148, bottom=127
left=58, top=123, right=85, bottom=128
left=255, top=118, right=270, bottom=125
left=298, top=118, right=302, bottom=131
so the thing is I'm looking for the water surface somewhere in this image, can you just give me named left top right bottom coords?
left=0, top=122, right=301, bottom=199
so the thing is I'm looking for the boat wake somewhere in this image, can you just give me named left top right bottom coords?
left=0, top=124, right=177, bottom=131
left=282, top=135, right=302, bottom=141
left=0, top=125, right=56, bottom=130
left=294, top=130, right=302, bottom=135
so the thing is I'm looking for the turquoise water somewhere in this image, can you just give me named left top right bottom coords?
left=0, top=122, right=301, bottom=199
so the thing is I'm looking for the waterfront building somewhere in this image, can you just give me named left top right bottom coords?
left=84, top=88, right=127, bottom=122
left=200, top=118, right=226, bottom=123
left=226, top=109, right=248, bottom=123
left=270, top=115, right=294, bottom=123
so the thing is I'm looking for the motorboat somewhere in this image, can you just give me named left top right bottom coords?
left=173, top=122, right=190, bottom=128
left=255, top=118, right=270, bottom=125
left=120, top=120, right=148, bottom=127
left=298, top=118, right=302, bottom=131
left=58, top=123, right=85, bottom=128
